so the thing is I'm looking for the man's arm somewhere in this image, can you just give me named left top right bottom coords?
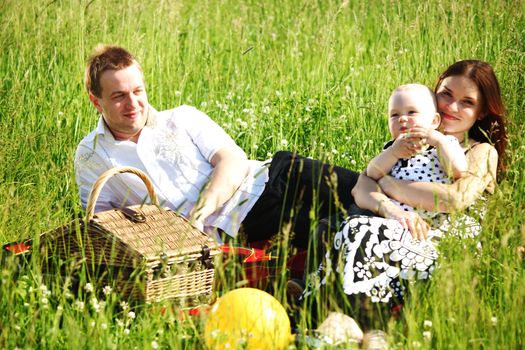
left=378, top=143, right=498, bottom=212
left=188, top=146, right=250, bottom=229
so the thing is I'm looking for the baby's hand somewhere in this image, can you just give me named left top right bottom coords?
left=391, top=134, right=423, bottom=159
left=405, top=127, right=445, bottom=148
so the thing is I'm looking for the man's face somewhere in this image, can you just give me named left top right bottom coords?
left=387, top=89, right=439, bottom=139
left=89, top=64, right=148, bottom=142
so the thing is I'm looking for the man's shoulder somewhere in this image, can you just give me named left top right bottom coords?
left=76, top=128, right=99, bottom=152
left=158, top=105, right=200, bottom=119
left=155, top=105, right=206, bottom=129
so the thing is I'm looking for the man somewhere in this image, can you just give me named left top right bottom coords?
left=76, top=45, right=359, bottom=247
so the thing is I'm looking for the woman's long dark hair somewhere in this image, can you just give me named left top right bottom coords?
left=435, top=60, right=507, bottom=179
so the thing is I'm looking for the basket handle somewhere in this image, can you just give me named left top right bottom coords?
left=86, top=166, right=159, bottom=220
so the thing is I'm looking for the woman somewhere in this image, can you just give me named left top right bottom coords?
left=297, top=60, right=508, bottom=335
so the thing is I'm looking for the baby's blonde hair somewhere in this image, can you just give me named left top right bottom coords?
left=390, top=83, right=437, bottom=111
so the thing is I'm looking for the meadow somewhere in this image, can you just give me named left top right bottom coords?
left=1, top=0, right=524, bottom=348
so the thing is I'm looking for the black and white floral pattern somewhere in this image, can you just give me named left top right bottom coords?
left=301, top=216, right=437, bottom=304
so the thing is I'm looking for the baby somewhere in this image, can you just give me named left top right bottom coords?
left=366, top=83, right=467, bottom=225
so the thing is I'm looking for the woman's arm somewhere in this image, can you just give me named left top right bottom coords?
left=352, top=172, right=430, bottom=240
left=378, top=143, right=498, bottom=212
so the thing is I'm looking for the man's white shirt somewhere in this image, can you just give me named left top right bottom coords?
left=75, top=105, right=269, bottom=238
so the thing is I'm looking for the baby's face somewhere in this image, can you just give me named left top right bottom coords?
left=388, top=89, right=439, bottom=139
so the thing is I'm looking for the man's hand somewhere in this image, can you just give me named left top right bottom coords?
left=187, top=146, right=249, bottom=231
left=189, top=203, right=206, bottom=231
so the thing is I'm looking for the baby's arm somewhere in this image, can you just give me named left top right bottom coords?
left=406, top=127, right=467, bottom=179
left=366, top=137, right=419, bottom=180
left=378, top=143, right=497, bottom=212
left=425, top=129, right=467, bottom=179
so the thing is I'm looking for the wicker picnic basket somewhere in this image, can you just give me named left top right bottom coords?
left=41, top=166, right=221, bottom=306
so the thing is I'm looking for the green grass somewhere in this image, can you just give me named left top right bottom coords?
left=1, top=0, right=524, bottom=348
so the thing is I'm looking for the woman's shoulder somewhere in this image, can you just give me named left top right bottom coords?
left=465, top=140, right=498, bottom=191
left=467, top=140, right=497, bottom=157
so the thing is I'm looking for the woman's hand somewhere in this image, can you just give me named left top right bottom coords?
left=378, top=199, right=429, bottom=241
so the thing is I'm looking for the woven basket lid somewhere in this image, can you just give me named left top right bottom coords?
left=83, top=166, right=219, bottom=264
left=90, top=204, right=218, bottom=262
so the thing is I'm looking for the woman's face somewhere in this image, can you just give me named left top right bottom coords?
left=436, top=75, right=483, bottom=142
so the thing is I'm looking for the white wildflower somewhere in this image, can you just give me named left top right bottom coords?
left=275, top=90, right=282, bottom=97
left=423, top=331, right=432, bottom=341
left=124, top=329, right=130, bottom=335
left=90, top=321, right=96, bottom=328
left=253, top=143, right=258, bottom=150
left=58, top=111, right=64, bottom=116
left=120, top=301, right=129, bottom=311
left=151, top=340, right=159, bottom=349
left=90, top=297, right=100, bottom=311
left=200, top=101, right=208, bottom=108
left=331, top=149, right=338, bottom=154
left=236, top=118, right=248, bottom=128
left=41, top=297, right=48, bottom=305
left=102, top=285, right=112, bottom=296
left=424, top=320, right=432, bottom=328
left=116, top=319, right=124, bottom=328
left=491, top=316, right=497, bottom=326
left=84, top=283, right=93, bottom=293
left=75, top=301, right=85, bottom=311
left=101, top=323, right=108, bottom=330
left=280, top=139, right=288, bottom=147
left=127, top=311, right=136, bottom=319
left=262, top=106, right=271, bottom=114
